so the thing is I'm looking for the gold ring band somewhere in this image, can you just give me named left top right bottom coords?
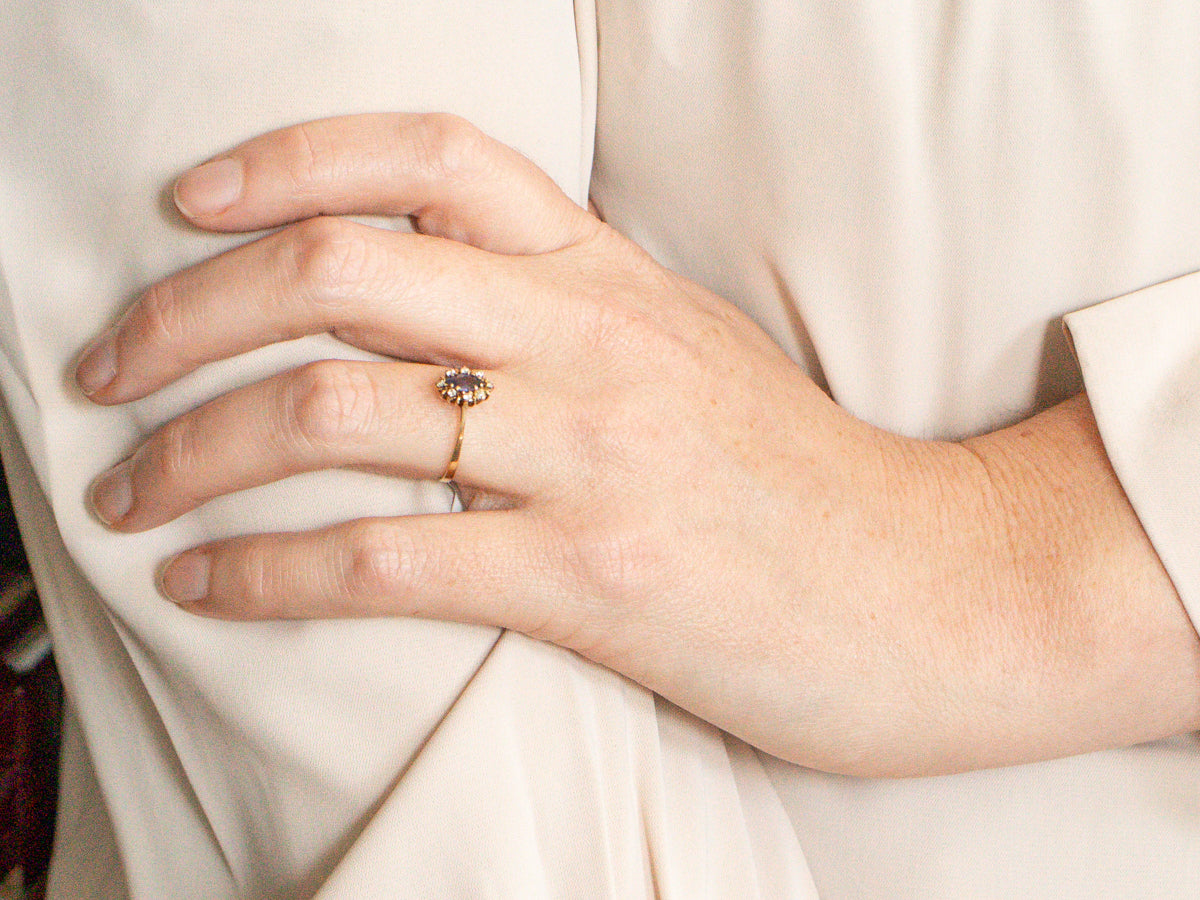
left=435, top=367, right=494, bottom=486
left=440, top=405, right=465, bottom=483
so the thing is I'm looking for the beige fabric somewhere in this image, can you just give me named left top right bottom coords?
left=590, top=2, right=1200, bottom=896
left=0, top=1, right=1197, bottom=897
left=1066, top=272, right=1200, bottom=627
left=0, top=2, right=812, bottom=897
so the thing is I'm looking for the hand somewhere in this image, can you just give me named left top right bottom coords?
left=77, top=114, right=1200, bottom=775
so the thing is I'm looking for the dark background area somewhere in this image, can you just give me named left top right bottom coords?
left=0, top=470, right=61, bottom=900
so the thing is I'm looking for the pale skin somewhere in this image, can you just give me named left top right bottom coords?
left=76, top=113, right=1200, bottom=777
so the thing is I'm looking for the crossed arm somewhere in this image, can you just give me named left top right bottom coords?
left=75, top=113, right=1200, bottom=776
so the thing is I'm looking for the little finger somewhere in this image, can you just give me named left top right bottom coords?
left=159, top=511, right=577, bottom=643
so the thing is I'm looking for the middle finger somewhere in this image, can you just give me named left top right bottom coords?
left=77, top=217, right=554, bottom=405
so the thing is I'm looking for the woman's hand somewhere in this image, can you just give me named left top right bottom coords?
left=77, top=114, right=1200, bottom=775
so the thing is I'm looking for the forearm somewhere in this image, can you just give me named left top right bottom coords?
left=843, top=392, right=1200, bottom=775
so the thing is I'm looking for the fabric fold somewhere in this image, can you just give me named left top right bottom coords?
left=1064, top=271, right=1200, bottom=632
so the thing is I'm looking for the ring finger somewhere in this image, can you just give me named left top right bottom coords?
left=88, top=359, right=558, bottom=532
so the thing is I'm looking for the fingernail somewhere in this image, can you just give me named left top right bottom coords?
left=161, top=552, right=210, bottom=604
left=89, top=460, right=133, bottom=526
left=76, top=330, right=117, bottom=396
left=174, top=157, right=243, bottom=218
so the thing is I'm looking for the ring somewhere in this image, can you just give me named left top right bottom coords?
left=436, top=367, right=493, bottom=483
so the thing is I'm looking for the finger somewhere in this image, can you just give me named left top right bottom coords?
left=76, top=216, right=554, bottom=404
left=158, top=511, right=576, bottom=641
left=88, top=360, right=552, bottom=532
left=172, top=113, right=601, bottom=255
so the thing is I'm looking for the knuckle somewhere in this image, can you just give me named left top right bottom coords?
left=284, top=359, right=379, bottom=449
left=150, top=415, right=201, bottom=487
left=565, top=241, right=696, bottom=359
left=572, top=290, right=660, bottom=364
left=510, top=520, right=587, bottom=644
left=280, top=120, right=339, bottom=192
left=563, top=388, right=653, bottom=480
left=137, top=279, right=190, bottom=351
left=228, top=540, right=279, bottom=612
left=408, top=113, right=492, bottom=181
left=289, top=217, right=376, bottom=306
left=343, top=521, right=426, bottom=604
left=563, top=521, right=662, bottom=609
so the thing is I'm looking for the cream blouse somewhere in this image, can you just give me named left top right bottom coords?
left=0, top=1, right=1197, bottom=897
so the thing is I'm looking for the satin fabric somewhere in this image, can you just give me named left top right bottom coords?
left=1, top=2, right=815, bottom=897
left=1, top=1, right=1197, bottom=897
left=590, top=2, right=1200, bottom=895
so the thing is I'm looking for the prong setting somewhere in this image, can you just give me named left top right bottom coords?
left=437, top=366, right=493, bottom=406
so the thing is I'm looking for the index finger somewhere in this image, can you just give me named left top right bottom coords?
left=173, top=113, right=599, bottom=255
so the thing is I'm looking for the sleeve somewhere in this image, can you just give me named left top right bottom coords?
left=1064, top=271, right=1200, bottom=631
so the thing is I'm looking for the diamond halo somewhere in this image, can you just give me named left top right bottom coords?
left=436, top=366, right=494, bottom=406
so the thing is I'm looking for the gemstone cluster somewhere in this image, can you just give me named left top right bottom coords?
left=436, top=367, right=494, bottom=406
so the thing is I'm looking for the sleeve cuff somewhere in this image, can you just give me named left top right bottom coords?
left=1063, top=271, right=1200, bottom=633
